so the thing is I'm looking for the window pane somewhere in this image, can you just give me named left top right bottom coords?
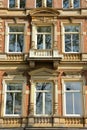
left=74, top=0, right=80, bottom=8
left=7, top=83, right=22, bottom=90
left=14, top=93, right=22, bottom=114
left=65, top=82, right=82, bottom=91
left=65, top=82, right=82, bottom=115
left=9, top=34, right=16, bottom=52
left=37, top=26, right=51, bottom=33
left=6, top=93, right=13, bottom=114
left=63, top=0, right=69, bottom=8
left=17, top=34, right=24, bottom=52
left=20, top=0, right=25, bottom=8
left=36, top=92, right=43, bottom=114
left=45, top=92, right=52, bottom=114
left=65, top=34, right=71, bottom=52
left=47, top=0, right=52, bottom=7
left=65, top=25, right=79, bottom=32
left=36, top=0, right=42, bottom=7
left=72, top=34, right=79, bottom=52
left=9, top=26, right=24, bottom=32
left=36, top=82, right=52, bottom=90
left=66, top=93, right=73, bottom=114
left=9, top=0, right=15, bottom=8
left=37, top=34, right=43, bottom=49
left=74, top=93, right=82, bottom=114
left=45, top=35, right=51, bottom=49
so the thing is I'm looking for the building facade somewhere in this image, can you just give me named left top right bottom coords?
left=0, top=0, right=87, bottom=130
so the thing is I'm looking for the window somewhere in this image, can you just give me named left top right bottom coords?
left=7, top=25, right=24, bottom=52
left=63, top=0, right=80, bottom=9
left=63, top=24, right=80, bottom=52
left=36, top=26, right=52, bottom=49
left=36, top=0, right=52, bottom=7
left=9, top=0, right=25, bottom=8
left=64, top=81, right=83, bottom=116
left=35, top=82, right=52, bottom=115
left=5, top=83, right=22, bottom=115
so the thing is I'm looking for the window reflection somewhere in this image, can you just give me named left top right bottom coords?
left=35, top=82, right=52, bottom=115
left=65, top=82, right=82, bottom=115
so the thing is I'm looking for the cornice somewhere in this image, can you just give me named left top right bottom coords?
left=0, top=8, right=87, bottom=18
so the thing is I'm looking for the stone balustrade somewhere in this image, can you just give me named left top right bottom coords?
left=0, top=116, right=86, bottom=128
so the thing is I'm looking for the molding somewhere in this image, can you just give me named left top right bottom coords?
left=29, top=8, right=60, bottom=17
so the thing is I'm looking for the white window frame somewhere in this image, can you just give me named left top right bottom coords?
left=62, top=79, right=83, bottom=117
left=62, top=0, right=80, bottom=9
left=35, top=0, right=52, bottom=7
left=34, top=81, right=53, bottom=116
left=4, top=82, right=23, bottom=116
left=32, top=25, right=53, bottom=49
left=8, top=0, right=25, bottom=8
left=2, top=75, right=26, bottom=117
left=5, top=24, right=25, bottom=53
left=62, top=23, right=81, bottom=53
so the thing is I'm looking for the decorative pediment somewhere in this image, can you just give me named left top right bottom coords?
left=29, top=67, right=57, bottom=76
left=29, top=8, right=60, bottom=17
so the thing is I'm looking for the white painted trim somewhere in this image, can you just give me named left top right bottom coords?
left=34, top=81, right=53, bottom=116
left=5, top=22, right=27, bottom=53
left=2, top=76, right=26, bottom=117
left=61, top=22, right=82, bottom=53
left=62, top=78, right=84, bottom=117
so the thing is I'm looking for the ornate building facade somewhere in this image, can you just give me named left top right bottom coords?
left=0, top=0, right=87, bottom=130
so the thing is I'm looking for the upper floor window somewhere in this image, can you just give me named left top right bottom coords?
left=63, top=24, right=80, bottom=53
left=35, top=82, right=53, bottom=115
left=7, top=25, right=24, bottom=53
left=36, top=26, right=52, bottom=49
left=36, top=0, right=52, bottom=7
left=9, top=0, right=25, bottom=8
left=64, top=81, right=83, bottom=116
left=63, top=0, right=80, bottom=9
left=5, top=83, right=22, bottom=115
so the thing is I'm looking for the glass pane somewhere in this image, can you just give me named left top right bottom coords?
left=74, top=93, right=82, bottom=114
left=9, top=34, right=16, bottom=52
left=9, top=0, right=15, bottom=8
left=72, top=34, right=79, bottom=52
left=45, top=35, right=51, bottom=49
left=36, top=0, right=42, bottom=7
left=20, top=0, right=25, bottom=8
left=9, top=26, right=24, bottom=32
left=37, top=34, right=43, bottom=49
left=37, top=26, right=51, bottom=33
left=63, top=0, right=69, bottom=8
left=65, top=34, right=71, bottom=52
left=7, top=83, right=22, bottom=90
left=17, top=34, right=24, bottom=52
left=36, top=92, right=43, bottom=114
left=74, top=0, right=80, bottom=8
left=36, top=82, right=52, bottom=90
left=14, top=93, right=22, bottom=114
left=66, top=92, right=73, bottom=114
left=65, top=82, right=82, bottom=91
left=45, top=92, right=52, bottom=114
left=6, top=93, right=13, bottom=114
left=65, top=25, right=79, bottom=32
left=47, top=0, right=52, bottom=7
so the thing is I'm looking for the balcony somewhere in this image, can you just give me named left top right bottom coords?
left=29, top=49, right=63, bottom=59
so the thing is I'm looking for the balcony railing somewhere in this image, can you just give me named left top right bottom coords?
left=0, top=116, right=85, bottom=128
left=0, top=53, right=26, bottom=61
left=63, top=53, right=81, bottom=61
left=29, top=49, right=63, bottom=58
